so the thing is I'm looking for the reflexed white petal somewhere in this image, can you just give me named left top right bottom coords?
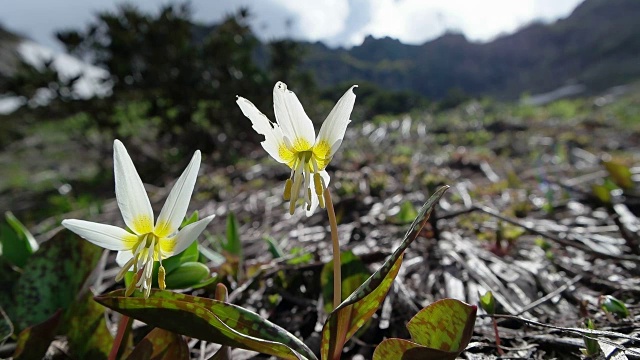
left=116, top=250, right=134, bottom=268
left=236, top=96, right=287, bottom=163
left=316, top=85, right=357, bottom=156
left=273, top=82, right=315, bottom=147
left=305, top=171, right=330, bottom=217
left=62, top=219, right=137, bottom=251
left=113, top=139, right=154, bottom=235
left=155, top=150, right=201, bottom=238
left=163, top=215, right=215, bottom=257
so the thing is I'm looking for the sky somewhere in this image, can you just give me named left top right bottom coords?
left=1, top=0, right=585, bottom=50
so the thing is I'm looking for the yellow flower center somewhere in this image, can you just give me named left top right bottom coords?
left=279, top=138, right=332, bottom=214
left=116, top=232, right=167, bottom=297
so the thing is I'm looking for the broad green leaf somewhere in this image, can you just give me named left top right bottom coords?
left=124, top=241, right=204, bottom=290
left=65, top=291, right=112, bottom=359
left=95, top=289, right=318, bottom=360
left=164, top=262, right=210, bottom=288
left=321, top=186, right=449, bottom=360
left=603, top=160, right=633, bottom=189
left=321, top=250, right=370, bottom=313
left=163, top=240, right=200, bottom=275
left=0, top=211, right=38, bottom=268
left=0, top=306, right=13, bottom=342
left=126, top=328, right=189, bottom=360
left=13, top=310, right=62, bottom=360
left=600, top=295, right=629, bottom=318
left=10, top=230, right=103, bottom=331
left=373, top=299, right=477, bottom=360
left=224, top=212, right=242, bottom=256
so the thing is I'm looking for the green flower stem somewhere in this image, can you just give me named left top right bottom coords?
left=324, top=188, right=341, bottom=310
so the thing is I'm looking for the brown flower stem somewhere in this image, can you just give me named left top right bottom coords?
left=323, top=187, right=341, bottom=309
left=492, top=317, right=504, bottom=355
left=108, top=314, right=132, bottom=360
left=108, top=268, right=142, bottom=360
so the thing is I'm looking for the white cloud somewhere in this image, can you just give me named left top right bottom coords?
left=0, top=0, right=585, bottom=49
left=350, top=0, right=584, bottom=46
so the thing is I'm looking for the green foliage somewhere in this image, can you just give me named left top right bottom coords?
left=602, top=159, right=633, bottom=190
left=64, top=292, right=111, bottom=359
left=479, top=291, right=496, bottom=315
left=600, top=295, right=630, bottom=318
left=582, top=319, right=601, bottom=357
left=321, top=186, right=448, bottom=360
left=0, top=211, right=38, bottom=268
left=372, top=299, right=477, bottom=360
left=5, top=230, right=102, bottom=332
left=321, top=250, right=370, bottom=313
left=96, top=289, right=317, bottom=360
left=391, top=200, right=419, bottom=225
left=126, top=328, right=190, bottom=360
left=13, top=310, right=62, bottom=360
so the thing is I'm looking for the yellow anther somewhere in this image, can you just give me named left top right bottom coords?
left=158, top=265, right=166, bottom=290
left=314, top=173, right=325, bottom=208
left=283, top=178, right=292, bottom=201
left=314, top=173, right=323, bottom=196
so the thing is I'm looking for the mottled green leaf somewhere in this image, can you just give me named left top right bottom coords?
left=164, top=262, right=210, bottom=289
left=603, top=159, right=633, bottom=189
left=10, top=230, right=103, bottom=331
left=407, top=299, right=477, bottom=351
left=321, top=186, right=449, bottom=360
left=13, top=310, right=62, bottom=360
left=321, top=250, right=370, bottom=313
left=65, top=291, right=112, bottom=359
left=126, top=328, right=189, bottom=360
left=0, top=211, right=38, bottom=268
left=0, top=306, right=13, bottom=343
left=95, top=289, right=317, bottom=360
left=373, top=299, right=477, bottom=360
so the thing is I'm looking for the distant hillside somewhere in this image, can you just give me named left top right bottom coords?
left=301, top=0, right=640, bottom=99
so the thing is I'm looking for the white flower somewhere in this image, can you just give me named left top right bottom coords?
left=62, top=140, right=214, bottom=297
left=237, top=82, right=357, bottom=216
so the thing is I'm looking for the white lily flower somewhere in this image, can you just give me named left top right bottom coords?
left=62, top=139, right=214, bottom=298
left=237, top=82, right=357, bottom=216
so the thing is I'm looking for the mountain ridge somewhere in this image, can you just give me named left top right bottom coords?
left=300, top=0, right=640, bottom=99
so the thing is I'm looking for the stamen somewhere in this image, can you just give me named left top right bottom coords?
left=283, top=178, right=293, bottom=201
left=158, top=265, right=166, bottom=290
left=289, top=160, right=304, bottom=215
left=125, top=271, right=139, bottom=296
left=314, top=172, right=326, bottom=208
left=115, top=256, right=136, bottom=282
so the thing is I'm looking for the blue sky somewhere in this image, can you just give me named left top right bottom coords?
left=1, top=0, right=584, bottom=50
